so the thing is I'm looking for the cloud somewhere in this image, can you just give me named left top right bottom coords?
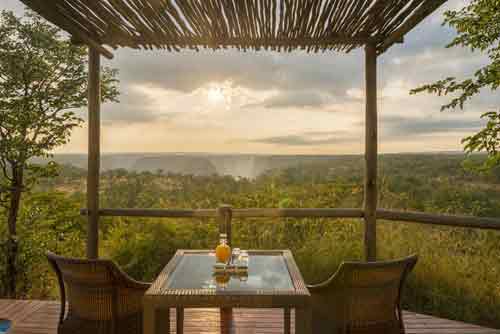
left=2, top=0, right=24, bottom=14
left=251, top=131, right=355, bottom=147
left=244, top=91, right=331, bottom=109
left=77, top=83, right=180, bottom=125
left=111, top=49, right=364, bottom=100
left=378, top=115, right=485, bottom=138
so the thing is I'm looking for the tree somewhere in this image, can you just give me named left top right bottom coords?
left=0, top=11, right=119, bottom=297
left=410, top=0, right=500, bottom=171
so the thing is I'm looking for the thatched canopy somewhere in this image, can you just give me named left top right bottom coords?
left=21, top=0, right=446, bottom=58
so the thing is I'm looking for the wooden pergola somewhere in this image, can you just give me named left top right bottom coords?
left=22, top=0, right=500, bottom=263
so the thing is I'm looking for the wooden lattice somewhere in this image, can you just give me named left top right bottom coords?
left=21, top=0, right=447, bottom=56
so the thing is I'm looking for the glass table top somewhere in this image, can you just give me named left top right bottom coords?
left=166, top=253, right=295, bottom=291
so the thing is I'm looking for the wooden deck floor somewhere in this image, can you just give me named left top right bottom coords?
left=1, top=299, right=498, bottom=334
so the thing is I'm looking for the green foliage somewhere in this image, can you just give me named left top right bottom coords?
left=462, top=111, right=500, bottom=172
left=0, top=10, right=118, bottom=178
left=379, top=222, right=500, bottom=327
left=0, top=8, right=119, bottom=197
left=411, top=0, right=500, bottom=111
left=0, top=10, right=119, bottom=297
left=410, top=0, right=500, bottom=171
left=103, top=217, right=219, bottom=281
left=0, top=191, right=85, bottom=297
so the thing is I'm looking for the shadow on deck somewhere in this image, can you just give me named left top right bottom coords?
left=1, top=299, right=498, bottom=334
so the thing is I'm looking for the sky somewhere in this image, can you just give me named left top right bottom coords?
left=2, top=0, right=497, bottom=155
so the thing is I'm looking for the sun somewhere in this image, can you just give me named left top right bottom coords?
left=207, top=84, right=225, bottom=104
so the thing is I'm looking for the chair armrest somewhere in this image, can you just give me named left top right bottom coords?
left=124, top=278, right=151, bottom=291
left=307, top=278, right=334, bottom=293
left=111, top=263, right=151, bottom=291
left=113, top=267, right=152, bottom=316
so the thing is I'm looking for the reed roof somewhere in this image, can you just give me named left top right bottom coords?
left=20, top=0, right=447, bottom=58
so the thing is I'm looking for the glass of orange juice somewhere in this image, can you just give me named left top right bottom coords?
left=215, top=233, right=231, bottom=264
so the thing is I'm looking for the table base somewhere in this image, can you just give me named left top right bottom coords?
left=144, top=306, right=311, bottom=334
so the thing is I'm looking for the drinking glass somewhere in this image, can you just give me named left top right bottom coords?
left=239, top=250, right=249, bottom=267
left=232, top=248, right=241, bottom=264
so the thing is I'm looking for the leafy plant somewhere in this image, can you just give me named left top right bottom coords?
left=462, top=111, right=500, bottom=172
left=410, top=0, right=500, bottom=171
left=0, top=10, right=119, bottom=297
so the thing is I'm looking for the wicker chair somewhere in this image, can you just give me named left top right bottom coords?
left=47, top=251, right=151, bottom=334
left=307, top=255, right=418, bottom=334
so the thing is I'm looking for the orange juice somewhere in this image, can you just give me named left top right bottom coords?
left=216, top=233, right=231, bottom=263
left=215, top=273, right=230, bottom=285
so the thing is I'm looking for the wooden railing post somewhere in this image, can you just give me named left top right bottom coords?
left=87, top=47, right=101, bottom=259
left=364, top=43, right=378, bottom=261
left=217, top=205, right=234, bottom=328
left=217, top=205, right=233, bottom=247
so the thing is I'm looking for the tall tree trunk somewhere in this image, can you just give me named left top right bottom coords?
left=6, top=166, right=23, bottom=298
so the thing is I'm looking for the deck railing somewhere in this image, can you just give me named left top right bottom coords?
left=81, top=206, right=500, bottom=249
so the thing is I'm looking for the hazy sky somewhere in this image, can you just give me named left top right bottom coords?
left=3, top=0, right=497, bottom=154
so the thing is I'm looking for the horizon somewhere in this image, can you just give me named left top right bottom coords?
left=3, top=0, right=496, bottom=155
left=39, top=150, right=480, bottom=179
left=46, top=150, right=470, bottom=156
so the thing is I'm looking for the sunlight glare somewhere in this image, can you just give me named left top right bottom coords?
left=207, top=85, right=225, bottom=104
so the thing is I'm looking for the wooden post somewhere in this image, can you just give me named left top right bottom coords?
left=217, top=204, right=233, bottom=330
left=217, top=205, right=233, bottom=247
left=87, top=47, right=101, bottom=259
left=364, top=43, right=378, bottom=261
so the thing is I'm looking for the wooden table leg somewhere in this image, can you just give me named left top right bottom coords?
left=220, top=307, right=233, bottom=334
left=158, top=308, right=171, bottom=334
left=295, top=307, right=312, bottom=334
left=176, top=307, right=184, bottom=334
left=143, top=301, right=154, bottom=334
left=284, top=307, right=291, bottom=334
left=144, top=304, right=170, bottom=334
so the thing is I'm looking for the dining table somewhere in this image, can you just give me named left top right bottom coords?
left=143, top=249, right=311, bottom=334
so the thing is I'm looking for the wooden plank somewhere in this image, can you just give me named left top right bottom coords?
left=20, top=0, right=444, bottom=53
left=377, top=0, right=448, bottom=54
left=81, top=208, right=218, bottom=218
left=1, top=300, right=498, bottom=334
left=19, top=1, right=114, bottom=59
left=364, top=43, right=378, bottom=261
left=377, top=209, right=500, bottom=230
left=79, top=208, right=364, bottom=219
left=86, top=47, right=101, bottom=259
left=232, top=208, right=364, bottom=219
left=217, top=205, right=233, bottom=247
left=79, top=207, right=500, bottom=232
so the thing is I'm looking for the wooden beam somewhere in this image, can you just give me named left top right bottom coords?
left=79, top=208, right=365, bottom=219
left=377, top=210, right=500, bottom=230
left=377, top=0, right=448, bottom=54
left=217, top=205, right=233, bottom=247
left=78, top=207, right=500, bottom=230
left=20, top=0, right=114, bottom=59
left=80, top=208, right=218, bottom=218
left=364, top=43, right=378, bottom=261
left=232, top=208, right=364, bottom=218
left=100, top=35, right=384, bottom=48
left=86, top=48, right=100, bottom=259
left=67, top=33, right=114, bottom=60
